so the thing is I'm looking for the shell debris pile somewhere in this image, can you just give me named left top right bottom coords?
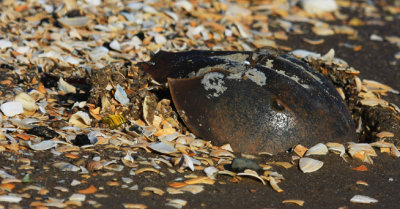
left=0, top=0, right=399, bottom=208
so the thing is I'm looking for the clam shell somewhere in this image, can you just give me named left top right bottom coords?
left=305, top=143, right=328, bottom=156
left=299, top=157, right=324, bottom=173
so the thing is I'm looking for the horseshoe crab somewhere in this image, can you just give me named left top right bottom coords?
left=139, top=50, right=356, bottom=154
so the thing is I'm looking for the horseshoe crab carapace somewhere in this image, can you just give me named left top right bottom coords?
left=139, top=50, right=357, bottom=154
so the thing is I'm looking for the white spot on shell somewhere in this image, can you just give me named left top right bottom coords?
left=201, top=72, right=227, bottom=98
left=245, top=68, right=267, bottom=86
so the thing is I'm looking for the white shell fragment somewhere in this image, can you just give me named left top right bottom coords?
left=0, top=39, right=12, bottom=50
left=326, top=142, right=346, bottom=158
left=350, top=195, right=378, bottom=204
left=305, top=143, right=328, bottom=156
left=166, top=199, right=187, bottom=209
left=58, top=16, right=90, bottom=27
left=148, top=141, right=177, bottom=154
left=237, top=169, right=266, bottom=185
left=301, top=0, right=338, bottom=15
left=58, top=77, right=76, bottom=94
left=0, top=101, right=24, bottom=116
left=115, top=84, right=130, bottom=106
left=15, top=92, right=38, bottom=111
left=204, top=166, right=219, bottom=180
left=0, top=195, right=22, bottom=203
left=69, top=111, right=92, bottom=128
left=348, top=143, right=377, bottom=164
left=69, top=193, right=86, bottom=201
left=28, top=140, right=58, bottom=151
left=299, top=157, right=324, bottom=173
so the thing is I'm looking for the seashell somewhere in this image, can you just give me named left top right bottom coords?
left=89, top=46, right=109, bottom=61
left=390, top=144, right=400, bottom=158
left=269, top=177, right=283, bottom=192
left=176, top=185, right=204, bottom=194
left=15, top=92, right=38, bottom=111
left=174, top=0, right=193, bottom=12
left=0, top=101, right=24, bottom=116
left=326, top=142, right=346, bottom=157
left=294, top=144, right=308, bottom=157
left=58, top=77, right=76, bottom=94
left=53, top=162, right=80, bottom=172
left=237, top=169, right=266, bottom=185
left=348, top=143, right=377, bottom=164
left=28, top=140, right=58, bottom=151
left=305, top=143, right=328, bottom=156
left=301, top=0, right=337, bottom=15
left=58, top=16, right=90, bottom=27
left=299, top=157, right=324, bottom=173
left=291, top=49, right=321, bottom=59
left=210, top=149, right=235, bottom=158
left=204, top=166, right=219, bottom=179
left=148, top=141, right=177, bottom=154
left=350, top=195, right=378, bottom=204
left=312, top=26, right=335, bottom=36
left=139, top=51, right=356, bottom=154
left=110, top=40, right=121, bottom=51
left=87, top=161, right=104, bottom=171
left=282, top=199, right=305, bottom=206
left=69, top=111, right=92, bottom=128
left=376, top=131, right=394, bottom=138
left=0, top=195, right=22, bottom=203
left=166, top=199, right=187, bottom=209
left=69, top=193, right=86, bottom=201
left=0, top=39, right=12, bottom=50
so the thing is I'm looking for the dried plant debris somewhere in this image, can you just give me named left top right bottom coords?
left=0, top=0, right=399, bottom=208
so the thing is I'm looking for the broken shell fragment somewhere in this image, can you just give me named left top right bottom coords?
left=350, top=195, right=378, bottom=204
left=305, top=143, right=328, bottom=156
left=139, top=50, right=356, bottom=154
left=1, top=102, right=24, bottom=116
left=15, top=92, right=38, bottom=112
left=69, top=111, right=92, bottom=128
left=299, top=157, right=324, bottom=173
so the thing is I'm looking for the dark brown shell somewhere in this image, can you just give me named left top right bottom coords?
left=139, top=50, right=356, bottom=154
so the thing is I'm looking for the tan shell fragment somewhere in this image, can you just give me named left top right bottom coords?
left=376, top=131, right=394, bottom=138
left=348, top=143, right=377, bottom=164
left=305, top=143, right=328, bottom=156
left=282, top=199, right=305, bottom=206
left=326, top=142, right=346, bottom=156
left=15, top=92, right=38, bottom=112
left=299, top=157, right=324, bottom=173
left=210, top=149, right=235, bottom=158
left=69, top=111, right=92, bottom=128
left=237, top=169, right=266, bottom=185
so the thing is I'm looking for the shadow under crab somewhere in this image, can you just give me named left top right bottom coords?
left=139, top=50, right=357, bottom=154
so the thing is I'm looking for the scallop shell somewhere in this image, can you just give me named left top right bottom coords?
left=305, top=143, right=328, bottom=156
left=299, top=157, right=324, bottom=173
